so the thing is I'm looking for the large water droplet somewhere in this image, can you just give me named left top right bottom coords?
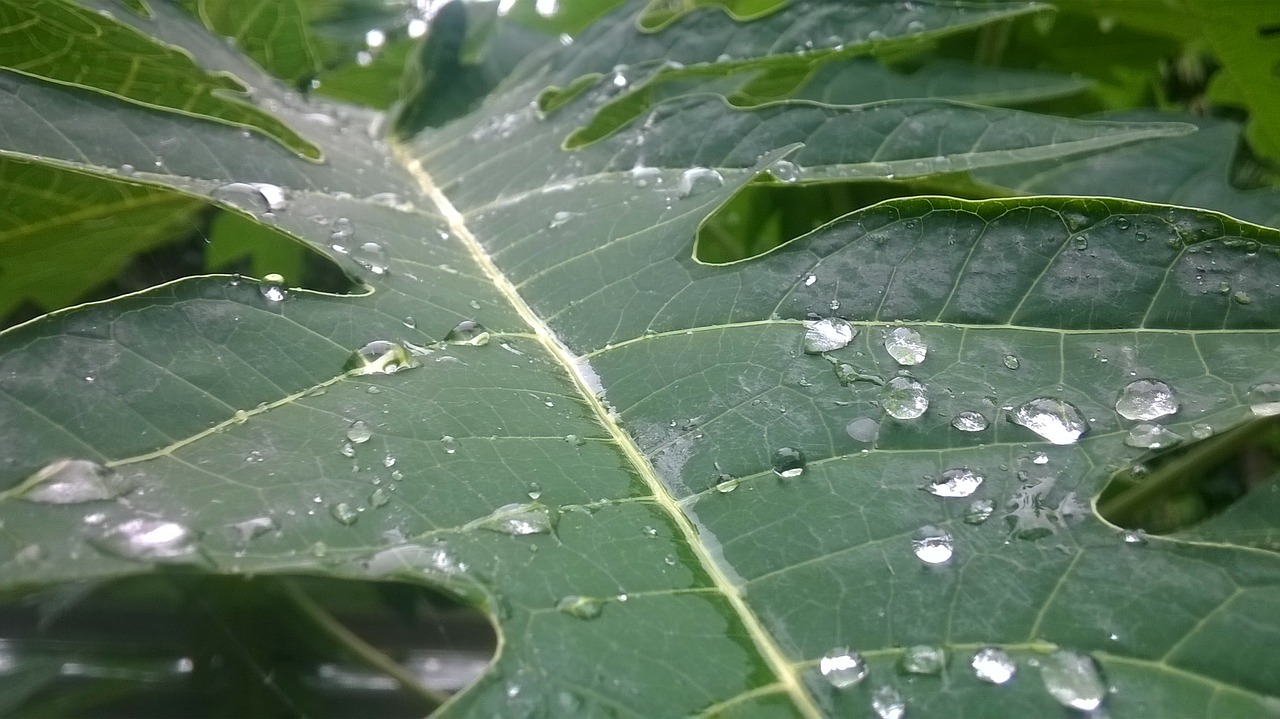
left=87, top=518, right=200, bottom=562
left=803, top=318, right=856, bottom=354
left=925, top=468, right=984, bottom=498
left=819, top=648, right=868, bottom=688
left=770, top=160, right=801, bottom=183
left=883, top=377, right=928, bottom=420
left=364, top=542, right=468, bottom=578
left=964, top=498, right=995, bottom=525
left=1247, top=383, right=1280, bottom=417
left=345, top=340, right=418, bottom=375
left=871, top=685, right=905, bottom=719
left=971, top=647, right=1016, bottom=684
left=444, top=320, right=490, bottom=346
left=846, top=417, right=880, bottom=443
left=330, top=502, right=359, bottom=526
left=230, top=516, right=278, bottom=545
left=884, top=327, right=927, bottom=365
left=258, top=273, right=287, bottom=302
left=351, top=242, right=390, bottom=275
left=212, top=182, right=284, bottom=215
left=1115, top=379, right=1178, bottom=421
left=771, top=447, right=806, bottom=478
left=556, top=595, right=604, bottom=620
left=676, top=167, right=724, bottom=198
left=951, top=411, right=989, bottom=432
left=1039, top=649, right=1105, bottom=712
left=20, top=459, right=132, bottom=504
left=899, top=645, right=946, bottom=674
left=911, top=525, right=954, bottom=564
left=475, top=503, right=554, bottom=536
left=1010, top=398, right=1088, bottom=445
left=346, top=420, right=372, bottom=444
left=1124, top=423, right=1183, bottom=449
left=1003, top=354, right=1021, bottom=370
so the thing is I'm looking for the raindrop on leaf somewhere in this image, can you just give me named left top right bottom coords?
left=1010, top=398, right=1088, bottom=444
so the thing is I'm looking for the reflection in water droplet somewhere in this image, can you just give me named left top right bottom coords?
left=1010, top=398, right=1088, bottom=445
left=883, top=377, right=928, bottom=420
left=971, top=647, right=1016, bottom=684
left=1115, top=379, right=1178, bottom=421
left=330, top=503, right=359, bottom=526
left=444, top=320, right=490, bottom=346
left=346, top=420, right=372, bottom=444
left=676, top=167, right=724, bottom=198
left=1003, top=355, right=1020, bottom=370
left=475, top=503, right=554, bottom=536
left=259, top=273, right=287, bottom=302
left=951, top=411, right=989, bottom=432
left=803, top=318, right=856, bottom=354
left=345, top=340, right=418, bottom=375
left=819, top=648, right=868, bottom=688
left=1124, top=423, right=1183, bottom=449
left=899, top=645, right=946, bottom=674
left=911, top=525, right=954, bottom=564
left=20, top=459, right=132, bottom=504
left=871, top=685, right=905, bottom=719
left=926, top=469, right=984, bottom=498
left=964, top=499, right=994, bottom=525
left=884, top=327, right=927, bottom=365
left=771, top=447, right=806, bottom=478
left=846, top=417, right=880, bottom=443
left=352, top=242, right=390, bottom=275
left=556, top=595, right=604, bottom=620
left=87, top=517, right=200, bottom=562
left=1247, top=383, right=1280, bottom=417
left=1039, top=650, right=1105, bottom=712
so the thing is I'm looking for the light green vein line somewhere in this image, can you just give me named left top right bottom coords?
left=694, top=683, right=789, bottom=717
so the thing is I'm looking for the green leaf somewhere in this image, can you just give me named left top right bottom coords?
left=2, top=1, right=1280, bottom=717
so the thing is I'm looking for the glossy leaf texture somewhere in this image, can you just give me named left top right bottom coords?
left=2, top=1, right=1280, bottom=718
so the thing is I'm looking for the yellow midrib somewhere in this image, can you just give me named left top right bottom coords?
left=396, top=149, right=820, bottom=719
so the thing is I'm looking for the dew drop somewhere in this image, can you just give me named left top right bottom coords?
left=1003, top=354, right=1020, bottom=370
left=884, top=327, right=927, bottom=365
left=926, top=468, right=984, bottom=498
left=771, top=447, right=806, bottom=478
left=951, top=411, right=989, bottom=432
left=527, top=482, right=543, bottom=500
left=676, top=167, right=724, bottom=198
left=1032, top=452, right=1049, bottom=465
left=364, top=542, right=468, bottom=578
left=1115, top=379, right=1178, bottom=421
left=803, top=317, right=856, bottom=354
left=556, top=595, right=604, bottom=620
left=441, top=435, right=459, bottom=454
left=212, top=182, right=276, bottom=215
left=549, top=210, right=573, bottom=228
left=345, top=340, right=418, bottom=375
left=259, top=273, right=287, bottom=302
left=1246, top=383, right=1280, bottom=417
left=351, top=242, right=391, bottom=275
left=475, top=503, right=554, bottom=536
left=971, top=647, right=1016, bottom=684
left=899, top=645, right=946, bottom=674
left=846, top=417, right=880, bottom=443
left=19, top=459, right=132, bottom=504
left=1124, top=423, right=1183, bottom=449
left=346, top=420, right=372, bottom=444
left=871, top=685, right=905, bottom=719
left=883, top=377, right=928, bottom=420
left=369, top=488, right=391, bottom=508
left=87, top=517, right=200, bottom=563
left=911, top=525, right=954, bottom=564
left=230, top=516, right=278, bottom=545
left=770, top=160, right=801, bottom=183
left=445, top=320, right=490, bottom=346
left=1010, top=398, right=1088, bottom=445
left=119, top=163, right=135, bottom=176
left=819, top=648, right=868, bottom=688
left=964, top=498, right=995, bottom=525
left=1190, top=423, right=1213, bottom=440
left=1039, top=649, right=1105, bottom=712
left=714, top=474, right=740, bottom=493
left=330, top=502, right=359, bottom=526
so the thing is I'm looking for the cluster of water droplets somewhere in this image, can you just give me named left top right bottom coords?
left=327, top=217, right=391, bottom=275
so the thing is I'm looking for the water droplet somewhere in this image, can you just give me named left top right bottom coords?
left=1190, top=423, right=1213, bottom=440
left=475, top=503, right=554, bottom=536
left=119, top=163, right=135, bottom=176
left=527, top=482, right=542, bottom=500
left=229, top=516, right=277, bottom=545
left=1124, top=423, right=1183, bottom=449
left=770, top=160, right=801, bottom=183
left=441, top=435, right=459, bottom=454
left=1123, top=529, right=1148, bottom=545
left=556, top=595, right=604, bottom=619
left=352, top=242, right=390, bottom=275
left=382, top=453, right=397, bottom=468
left=971, top=647, right=1016, bottom=684
left=926, top=468, right=984, bottom=498
left=771, top=447, right=806, bottom=478
left=1246, top=383, right=1280, bottom=417
left=549, top=210, right=573, bottom=228
left=445, top=320, right=490, bottom=346
left=676, top=167, right=724, bottom=198
left=911, top=525, right=954, bottom=564
left=883, top=377, right=929, bottom=420
left=258, top=273, right=287, bottom=302
left=364, top=542, right=468, bottom=578
left=339, top=442, right=355, bottom=458
left=1039, top=649, right=1105, bottom=712
left=1115, top=379, right=1178, bottom=421
left=871, top=685, right=905, bottom=719
left=819, top=648, right=868, bottom=688
left=803, top=318, right=856, bottom=354
left=964, top=498, right=995, bottom=525
left=212, top=182, right=281, bottom=215
left=846, top=417, right=880, bottom=443
left=346, top=420, right=372, bottom=444
left=715, top=474, right=740, bottom=493
left=884, top=327, right=927, bottom=365
left=369, top=488, right=391, bottom=508
left=831, top=361, right=882, bottom=386
left=1010, top=398, right=1088, bottom=445
left=1003, top=354, right=1020, bottom=370
left=330, top=502, right=359, bottom=526
left=19, top=459, right=132, bottom=504
left=899, top=645, right=946, bottom=674
left=1032, top=452, right=1049, bottom=465
left=951, top=411, right=989, bottom=432
left=345, top=340, right=418, bottom=375
left=87, top=517, right=200, bottom=562
left=629, top=166, right=661, bottom=187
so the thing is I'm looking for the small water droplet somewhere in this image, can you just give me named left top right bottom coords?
left=1003, top=354, right=1020, bottom=370
left=330, top=502, right=359, bottom=526
left=369, top=488, right=391, bottom=508
left=971, top=647, right=1016, bottom=684
left=549, top=210, right=573, bottom=228
left=676, top=167, right=724, bottom=198
left=351, top=242, right=390, bottom=275
left=771, top=447, right=806, bottom=478
left=871, top=685, right=905, bottom=719
left=445, top=320, right=490, bottom=346
left=345, top=340, right=418, bottom=375
left=1039, top=649, right=1105, bottom=712
left=20, top=459, right=132, bottom=504
left=346, top=420, right=372, bottom=444
left=1115, top=379, right=1178, bottom=421
left=258, top=273, right=286, bottom=302
left=441, top=435, right=458, bottom=454
left=964, top=498, right=995, bottom=525
left=883, top=377, right=929, bottom=420
left=339, top=441, right=355, bottom=458
left=1233, top=291, right=1252, bottom=305
left=899, top=645, right=946, bottom=674
left=715, top=474, right=740, bottom=493
left=119, top=163, right=135, bottom=176
left=770, top=160, right=801, bottom=183
left=951, top=411, right=989, bottom=432
left=1246, top=383, right=1280, bottom=417
left=925, top=468, right=984, bottom=498
left=527, top=482, right=542, bottom=500
left=212, top=182, right=284, bottom=216
left=1190, top=423, right=1213, bottom=440
left=1123, top=529, right=1148, bottom=545
left=884, top=327, right=927, bottom=365
left=1124, top=423, right=1183, bottom=449
left=1032, top=452, right=1049, bottom=465
left=87, top=517, right=200, bottom=562
left=803, top=318, right=856, bottom=354
left=846, top=417, right=880, bottom=443
left=1010, top=398, right=1088, bottom=445
left=229, top=516, right=278, bottom=545
left=475, top=503, right=554, bottom=536
left=819, top=648, right=868, bottom=688
left=556, top=595, right=604, bottom=619
left=911, top=525, right=954, bottom=564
